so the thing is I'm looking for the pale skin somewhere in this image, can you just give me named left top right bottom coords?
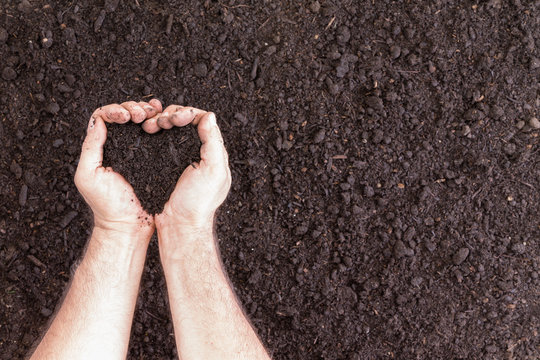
left=29, top=100, right=270, bottom=360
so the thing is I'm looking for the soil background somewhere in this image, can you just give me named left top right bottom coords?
left=1, top=0, right=539, bottom=359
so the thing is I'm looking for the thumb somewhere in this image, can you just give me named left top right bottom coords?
left=198, top=112, right=226, bottom=167
left=78, top=115, right=107, bottom=173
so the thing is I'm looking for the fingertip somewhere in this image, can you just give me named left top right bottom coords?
left=132, top=105, right=147, bottom=123
left=169, top=111, right=190, bottom=127
left=118, top=107, right=131, bottom=123
left=157, top=115, right=174, bottom=130
left=207, top=112, right=217, bottom=125
left=149, top=99, right=162, bottom=112
left=142, top=117, right=161, bottom=134
left=103, top=105, right=130, bottom=124
left=198, top=112, right=217, bottom=134
left=121, top=101, right=147, bottom=123
left=88, top=114, right=107, bottom=141
left=79, top=115, right=107, bottom=173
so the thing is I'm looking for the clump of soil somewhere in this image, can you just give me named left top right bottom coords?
left=103, top=123, right=200, bottom=214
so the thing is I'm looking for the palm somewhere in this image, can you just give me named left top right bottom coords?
left=79, top=169, right=149, bottom=228
left=167, top=167, right=215, bottom=222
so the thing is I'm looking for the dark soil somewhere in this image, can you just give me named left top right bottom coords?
left=103, top=123, right=201, bottom=214
left=1, top=1, right=539, bottom=359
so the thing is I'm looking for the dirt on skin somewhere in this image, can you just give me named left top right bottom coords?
left=1, top=1, right=539, bottom=359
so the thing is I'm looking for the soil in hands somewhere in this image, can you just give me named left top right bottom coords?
left=103, top=123, right=200, bottom=215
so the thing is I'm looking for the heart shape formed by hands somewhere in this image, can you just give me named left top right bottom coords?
left=74, top=99, right=231, bottom=243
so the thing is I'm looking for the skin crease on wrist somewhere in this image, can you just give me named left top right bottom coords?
left=29, top=100, right=270, bottom=360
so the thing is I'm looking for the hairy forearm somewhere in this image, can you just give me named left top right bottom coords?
left=158, top=224, right=270, bottom=360
left=30, top=227, right=150, bottom=360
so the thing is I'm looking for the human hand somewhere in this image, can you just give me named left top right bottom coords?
left=151, top=106, right=231, bottom=231
left=74, top=100, right=162, bottom=241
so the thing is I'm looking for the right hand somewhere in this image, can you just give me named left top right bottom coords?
left=150, top=107, right=231, bottom=230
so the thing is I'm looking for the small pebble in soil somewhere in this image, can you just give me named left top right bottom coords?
left=510, top=242, right=526, bottom=254
left=34, top=93, right=46, bottom=103
left=460, top=125, right=471, bottom=137
left=17, top=0, right=32, bottom=13
left=46, top=102, right=60, bottom=115
left=234, top=113, right=248, bottom=125
left=365, top=96, right=383, bottom=111
left=313, top=129, right=326, bottom=143
left=326, top=78, right=340, bottom=95
left=10, top=161, right=23, bottom=179
left=363, top=185, right=375, bottom=197
left=411, top=276, right=423, bottom=287
left=2, top=67, right=17, bottom=81
left=59, top=211, right=78, bottom=229
left=529, top=117, right=540, bottom=129
left=65, top=74, right=76, bottom=86
left=394, top=240, right=414, bottom=258
left=94, top=10, right=106, bottom=32
left=19, top=184, right=28, bottom=207
left=530, top=57, right=540, bottom=70
left=105, top=0, right=120, bottom=12
left=336, top=26, right=351, bottom=44
left=390, top=45, right=401, bottom=59
left=264, top=45, right=277, bottom=56
left=40, top=308, right=53, bottom=317
left=453, top=247, right=469, bottom=265
left=41, top=30, right=53, bottom=49
left=0, top=27, right=8, bottom=43
left=53, top=139, right=64, bottom=148
left=309, top=1, right=321, bottom=13
left=503, top=143, right=516, bottom=156
left=193, top=63, right=208, bottom=78
left=490, top=105, right=504, bottom=119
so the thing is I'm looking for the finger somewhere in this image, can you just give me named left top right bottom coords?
left=93, top=104, right=130, bottom=124
left=169, top=106, right=207, bottom=127
left=157, top=115, right=173, bottom=130
left=121, top=101, right=146, bottom=123
left=157, top=105, right=179, bottom=130
left=138, top=99, right=162, bottom=118
left=197, top=112, right=226, bottom=167
left=78, top=115, right=107, bottom=173
left=141, top=115, right=161, bottom=134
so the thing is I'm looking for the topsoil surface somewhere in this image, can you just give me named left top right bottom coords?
left=1, top=1, right=539, bottom=359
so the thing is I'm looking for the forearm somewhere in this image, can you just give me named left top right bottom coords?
left=31, top=227, right=150, bottom=360
left=158, top=224, right=270, bottom=360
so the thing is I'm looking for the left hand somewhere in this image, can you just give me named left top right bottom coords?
left=74, top=100, right=162, bottom=241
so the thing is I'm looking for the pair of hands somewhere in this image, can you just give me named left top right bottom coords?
left=74, top=99, right=231, bottom=243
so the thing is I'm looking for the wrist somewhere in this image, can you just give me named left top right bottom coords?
left=156, top=211, right=215, bottom=238
left=83, top=226, right=151, bottom=277
left=156, top=221, right=217, bottom=263
left=91, top=223, right=153, bottom=251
